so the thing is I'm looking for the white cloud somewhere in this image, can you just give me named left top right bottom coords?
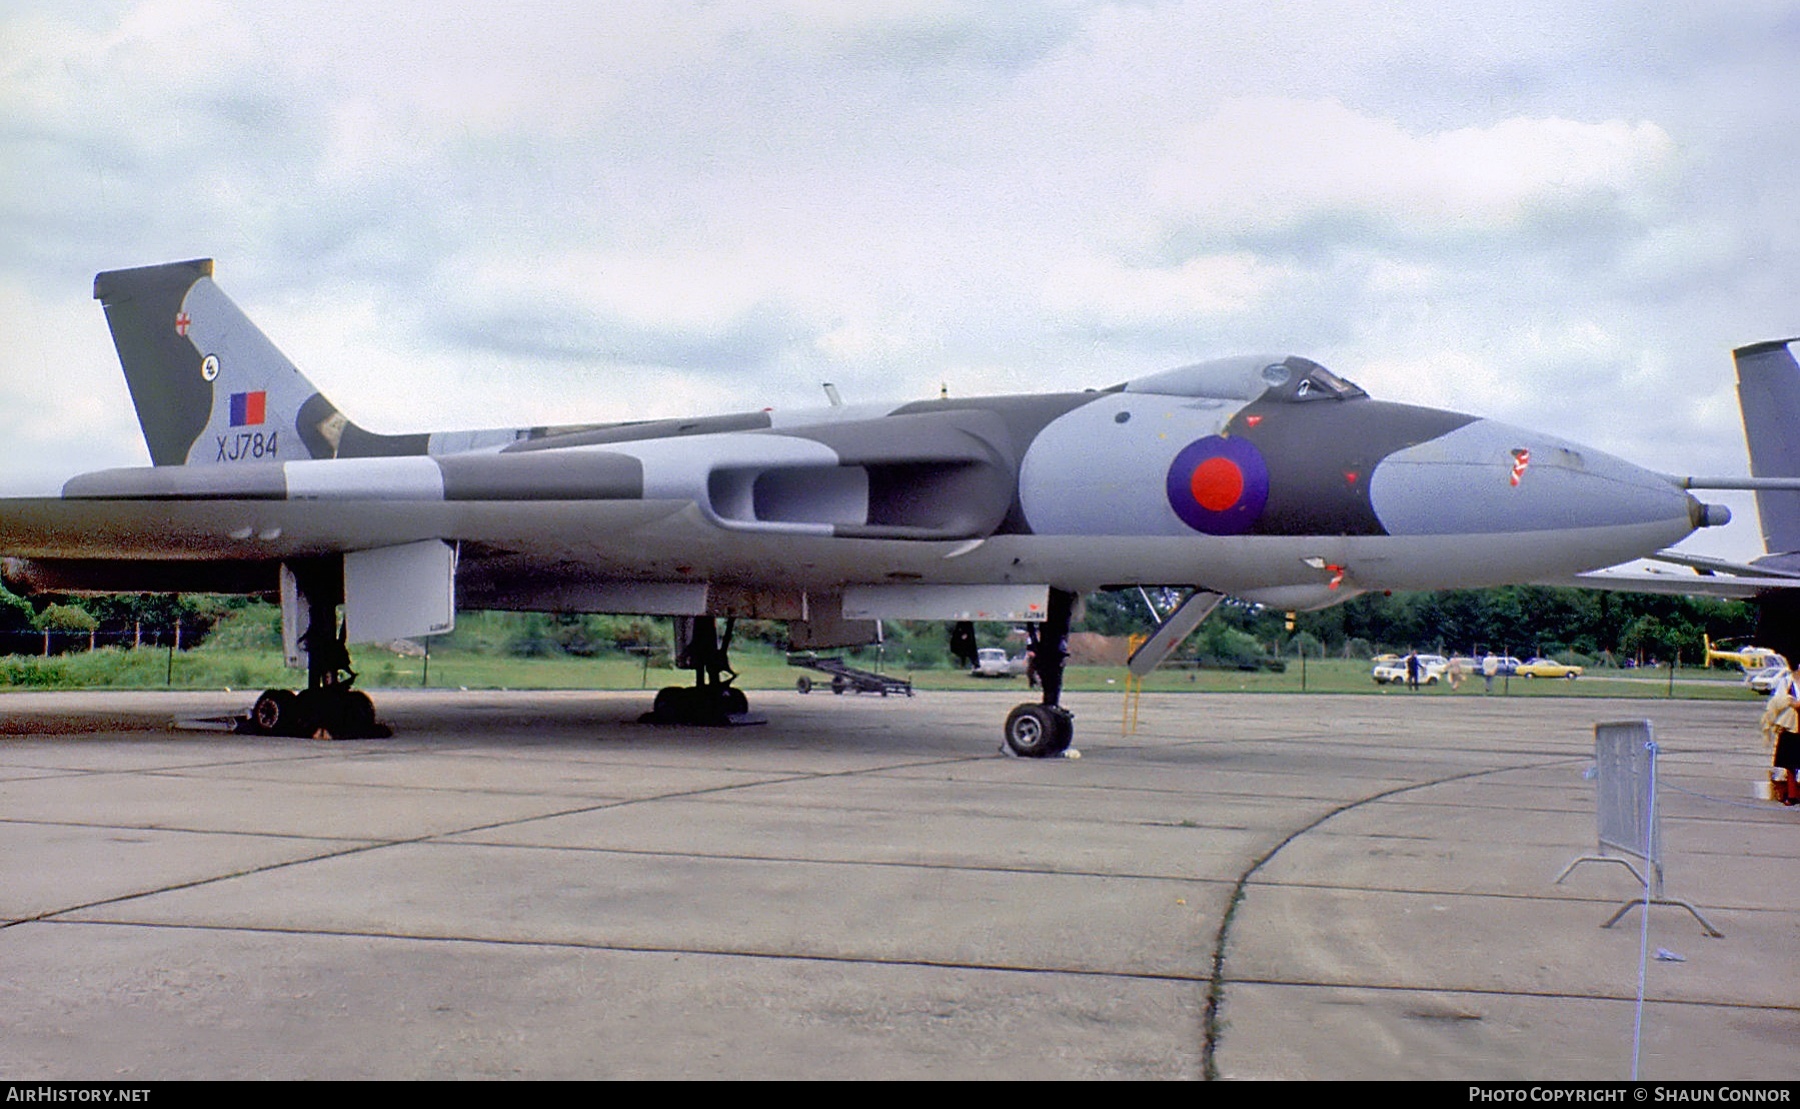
left=1041, top=252, right=1287, bottom=326
left=0, top=278, right=145, bottom=495
left=1149, top=98, right=1678, bottom=238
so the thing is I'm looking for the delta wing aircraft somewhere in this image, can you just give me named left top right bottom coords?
left=0, top=260, right=1737, bottom=753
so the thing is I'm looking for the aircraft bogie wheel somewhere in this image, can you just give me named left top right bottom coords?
left=252, top=689, right=298, bottom=736
left=341, top=690, right=377, bottom=735
left=652, top=686, right=687, bottom=719
left=796, top=676, right=813, bottom=694
left=1004, top=704, right=1073, bottom=758
left=722, top=687, right=749, bottom=716
left=293, top=688, right=330, bottom=737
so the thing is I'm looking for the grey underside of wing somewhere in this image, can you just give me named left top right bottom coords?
left=1549, top=571, right=1787, bottom=598
left=0, top=497, right=690, bottom=562
left=0, top=497, right=1043, bottom=599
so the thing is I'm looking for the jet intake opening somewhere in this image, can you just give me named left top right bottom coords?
left=706, top=459, right=1010, bottom=539
left=751, top=465, right=869, bottom=526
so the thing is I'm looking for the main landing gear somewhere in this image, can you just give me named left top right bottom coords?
left=239, top=562, right=389, bottom=739
left=1002, top=588, right=1075, bottom=758
left=242, top=623, right=388, bottom=739
left=641, top=616, right=757, bottom=726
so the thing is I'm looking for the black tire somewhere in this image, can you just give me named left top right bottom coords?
left=831, top=677, right=847, bottom=695
left=251, top=689, right=298, bottom=736
left=292, top=688, right=331, bottom=737
left=341, top=690, right=377, bottom=736
left=722, top=687, right=749, bottom=716
left=652, top=686, right=687, bottom=720
left=1565, top=672, right=1577, bottom=680
left=1004, top=704, right=1073, bottom=758
left=796, top=676, right=812, bottom=694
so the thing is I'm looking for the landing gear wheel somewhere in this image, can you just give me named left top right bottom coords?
left=722, top=687, right=749, bottom=716
left=652, top=686, right=689, bottom=720
left=341, top=690, right=377, bottom=735
left=1003, top=704, right=1073, bottom=758
left=251, top=689, right=298, bottom=736
left=293, top=687, right=331, bottom=737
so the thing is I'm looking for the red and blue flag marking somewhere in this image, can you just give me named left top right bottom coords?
left=229, top=391, right=266, bottom=427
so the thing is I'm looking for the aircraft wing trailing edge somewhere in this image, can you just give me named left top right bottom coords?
left=0, top=259, right=1733, bottom=752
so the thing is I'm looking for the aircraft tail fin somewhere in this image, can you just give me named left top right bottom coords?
left=1734, top=338, right=1800, bottom=555
left=93, top=259, right=422, bottom=466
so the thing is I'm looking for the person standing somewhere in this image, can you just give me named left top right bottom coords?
left=1405, top=651, right=1421, bottom=691
left=1761, top=671, right=1800, bottom=805
left=1482, top=652, right=1499, bottom=694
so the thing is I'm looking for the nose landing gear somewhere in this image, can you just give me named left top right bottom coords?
left=1002, top=588, right=1076, bottom=758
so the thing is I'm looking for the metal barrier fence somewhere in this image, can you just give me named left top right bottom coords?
left=0, top=628, right=189, bottom=655
left=1554, top=719, right=1721, bottom=936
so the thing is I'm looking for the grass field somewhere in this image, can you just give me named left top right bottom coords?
left=0, top=643, right=1764, bottom=702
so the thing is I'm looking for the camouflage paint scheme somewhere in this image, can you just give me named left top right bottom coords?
left=0, top=259, right=1715, bottom=623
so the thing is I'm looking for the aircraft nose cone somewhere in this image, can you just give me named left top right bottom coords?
left=1693, top=499, right=1732, bottom=529
left=1368, top=418, right=1698, bottom=548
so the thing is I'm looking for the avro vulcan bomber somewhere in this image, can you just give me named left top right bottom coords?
left=0, top=260, right=1732, bottom=753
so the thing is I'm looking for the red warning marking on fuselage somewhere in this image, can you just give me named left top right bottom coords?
left=1244, top=414, right=1263, bottom=428
left=1510, top=448, right=1530, bottom=486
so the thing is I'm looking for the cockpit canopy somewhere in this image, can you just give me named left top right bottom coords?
left=1121, top=355, right=1368, bottom=404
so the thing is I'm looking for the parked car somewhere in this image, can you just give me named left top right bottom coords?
left=1517, top=657, right=1583, bottom=679
left=1746, top=665, right=1790, bottom=695
left=971, top=647, right=1026, bottom=678
left=1372, top=654, right=1448, bottom=685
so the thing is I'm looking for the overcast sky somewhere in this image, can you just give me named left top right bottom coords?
left=3, top=1, right=1796, bottom=563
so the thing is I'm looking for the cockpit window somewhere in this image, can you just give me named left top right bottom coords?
left=1286, top=360, right=1367, bottom=402
left=1122, top=354, right=1368, bottom=403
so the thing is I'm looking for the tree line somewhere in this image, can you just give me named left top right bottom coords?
left=0, top=581, right=1757, bottom=668
left=1072, top=585, right=1752, bottom=666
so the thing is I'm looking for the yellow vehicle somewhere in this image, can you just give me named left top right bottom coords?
left=1702, top=636, right=1788, bottom=672
left=1516, top=657, right=1583, bottom=679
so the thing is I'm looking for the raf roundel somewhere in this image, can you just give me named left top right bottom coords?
left=1166, top=435, right=1270, bottom=535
